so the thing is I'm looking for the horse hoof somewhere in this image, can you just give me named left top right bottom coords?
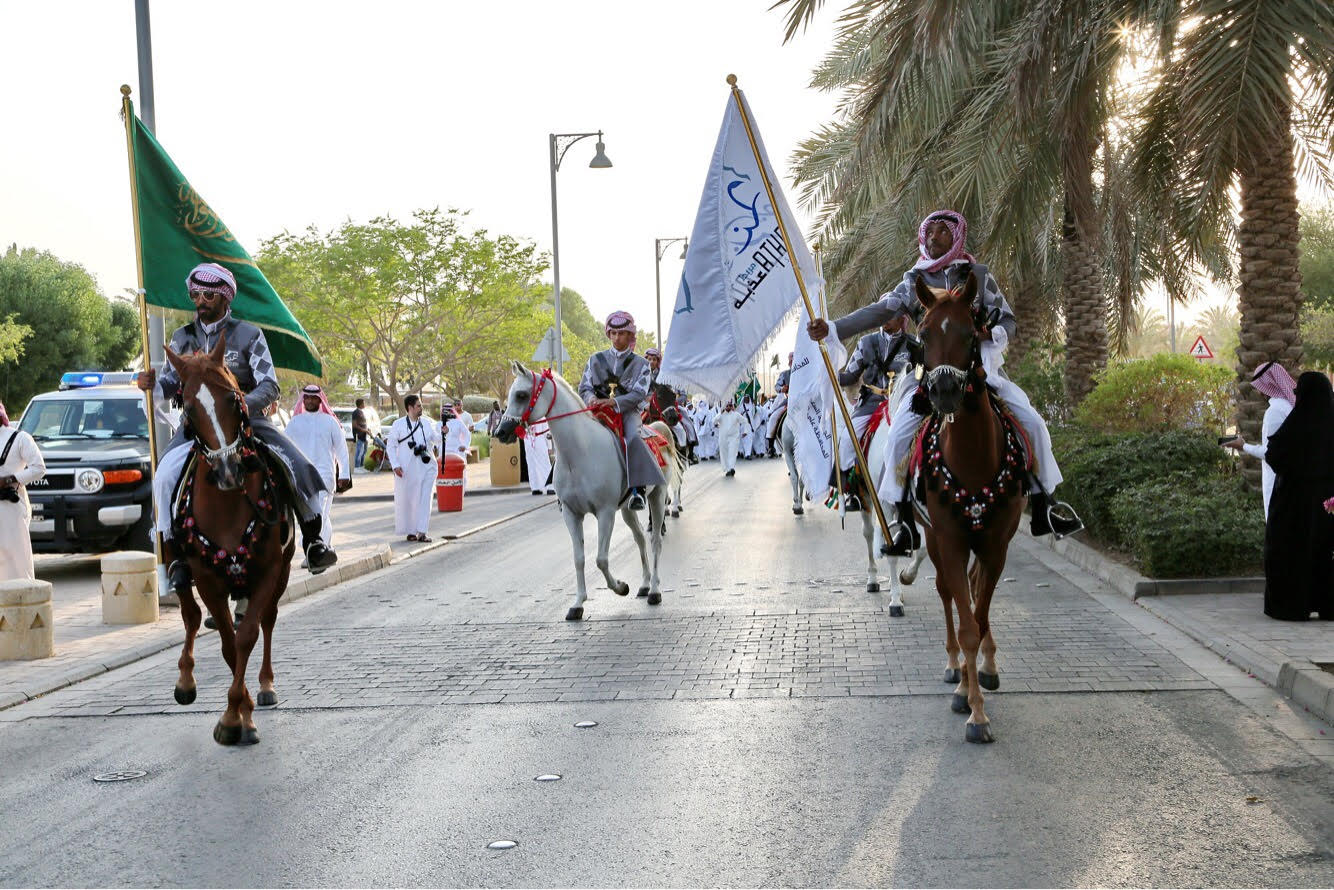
left=944, top=668, right=961, bottom=684
left=867, top=582, right=880, bottom=593
left=240, top=727, right=261, bottom=745
left=793, top=506, right=804, bottom=515
left=950, top=693, right=970, bottom=714
left=889, top=605, right=905, bottom=618
left=647, top=592, right=662, bottom=605
left=173, top=686, right=196, bottom=706
left=565, top=607, right=584, bottom=621
left=636, top=586, right=650, bottom=598
left=978, top=671, right=1000, bottom=691
left=613, top=581, right=630, bottom=596
left=965, top=722, right=995, bottom=744
left=256, top=689, right=278, bottom=707
left=213, top=721, right=243, bottom=746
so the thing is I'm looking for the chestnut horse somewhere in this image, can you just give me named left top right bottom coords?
left=913, top=274, right=1027, bottom=744
left=166, top=336, right=295, bottom=746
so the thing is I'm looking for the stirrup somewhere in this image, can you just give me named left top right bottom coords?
left=1048, top=499, right=1084, bottom=540
left=304, top=542, right=338, bottom=574
left=881, top=523, right=914, bottom=557
left=628, top=488, right=647, bottom=511
left=167, top=559, right=192, bottom=594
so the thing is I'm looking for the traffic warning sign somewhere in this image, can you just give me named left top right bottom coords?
left=1189, top=335, right=1214, bottom=359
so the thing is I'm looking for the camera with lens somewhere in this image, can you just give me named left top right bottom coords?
left=0, top=485, right=19, bottom=504
left=412, top=443, right=431, bottom=464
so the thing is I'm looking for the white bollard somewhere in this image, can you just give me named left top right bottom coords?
left=100, top=551, right=159, bottom=625
left=0, top=578, right=54, bottom=660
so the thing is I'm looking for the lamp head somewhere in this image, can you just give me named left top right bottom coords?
left=589, top=131, right=612, bottom=169
left=679, top=240, right=689, bottom=259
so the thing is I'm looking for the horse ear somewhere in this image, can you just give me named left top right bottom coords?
left=164, top=346, right=184, bottom=374
left=914, top=275, right=936, bottom=310
left=209, top=331, right=227, bottom=363
left=963, top=272, right=980, bottom=305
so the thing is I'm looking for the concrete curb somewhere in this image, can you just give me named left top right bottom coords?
left=391, top=499, right=555, bottom=564
left=1025, top=525, right=1334, bottom=725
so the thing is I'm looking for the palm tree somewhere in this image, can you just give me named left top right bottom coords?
left=1131, top=0, right=1333, bottom=486
left=778, top=0, right=1223, bottom=406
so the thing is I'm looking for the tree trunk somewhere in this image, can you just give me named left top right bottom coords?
left=1061, top=195, right=1108, bottom=406
left=1235, top=107, right=1303, bottom=490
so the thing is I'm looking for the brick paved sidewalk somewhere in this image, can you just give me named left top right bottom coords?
left=1031, top=529, right=1334, bottom=725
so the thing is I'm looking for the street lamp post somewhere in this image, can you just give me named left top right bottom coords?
left=654, top=237, right=688, bottom=349
left=548, top=130, right=612, bottom=375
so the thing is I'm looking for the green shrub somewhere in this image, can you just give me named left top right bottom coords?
left=471, top=430, right=490, bottom=458
left=1009, top=340, right=1069, bottom=422
left=463, top=394, right=498, bottom=416
left=1109, top=477, right=1263, bottom=577
left=1076, top=353, right=1233, bottom=433
left=1051, top=426, right=1229, bottom=548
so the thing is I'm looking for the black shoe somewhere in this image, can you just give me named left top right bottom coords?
left=628, top=488, right=647, bottom=511
left=881, top=525, right=914, bottom=558
left=167, top=559, right=192, bottom=594
left=305, top=542, right=338, bottom=575
left=725, top=468, right=735, bottom=477
left=204, top=610, right=243, bottom=631
left=532, top=490, right=545, bottom=496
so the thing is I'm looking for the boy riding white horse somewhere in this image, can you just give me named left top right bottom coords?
left=806, top=209, right=1083, bottom=556
left=578, top=311, right=665, bottom=510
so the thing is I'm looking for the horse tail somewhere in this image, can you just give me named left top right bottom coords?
left=647, top=420, right=685, bottom=494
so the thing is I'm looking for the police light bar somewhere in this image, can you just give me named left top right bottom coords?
left=59, top=371, right=139, bottom=390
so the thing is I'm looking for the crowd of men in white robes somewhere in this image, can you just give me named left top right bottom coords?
left=685, top=394, right=783, bottom=476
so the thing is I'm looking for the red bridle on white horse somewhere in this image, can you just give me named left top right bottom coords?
left=512, top=368, right=593, bottom=438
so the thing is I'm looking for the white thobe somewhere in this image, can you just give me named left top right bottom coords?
left=1242, top=397, right=1293, bottom=518
left=0, top=427, right=46, bottom=581
left=524, top=419, right=554, bottom=493
left=389, top=416, right=437, bottom=536
left=285, top=411, right=349, bottom=546
left=738, top=405, right=756, bottom=456
left=442, top=417, right=471, bottom=491
left=716, top=411, right=745, bottom=473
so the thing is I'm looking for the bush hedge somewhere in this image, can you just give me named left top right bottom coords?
left=1050, top=426, right=1231, bottom=549
left=1076, top=353, right=1233, bottom=434
left=1109, top=476, right=1263, bottom=577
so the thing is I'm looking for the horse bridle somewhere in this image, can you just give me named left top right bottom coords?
left=920, top=292, right=988, bottom=422
left=184, top=387, right=260, bottom=472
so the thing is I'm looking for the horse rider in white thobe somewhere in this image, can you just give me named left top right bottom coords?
left=136, top=263, right=338, bottom=598
left=441, top=404, right=472, bottom=491
left=765, top=353, right=793, bottom=456
left=389, top=394, right=439, bottom=542
left=285, top=384, right=352, bottom=558
left=578, top=310, right=665, bottom=511
left=523, top=415, right=555, bottom=495
left=715, top=400, right=746, bottom=477
left=832, top=317, right=914, bottom=511
left=1224, top=361, right=1297, bottom=518
left=0, top=400, right=46, bottom=581
left=807, top=209, right=1083, bottom=556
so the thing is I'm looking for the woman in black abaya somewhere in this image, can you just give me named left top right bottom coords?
left=1263, top=371, right=1334, bottom=621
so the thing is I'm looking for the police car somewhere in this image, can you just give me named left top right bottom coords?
left=17, top=372, right=155, bottom=553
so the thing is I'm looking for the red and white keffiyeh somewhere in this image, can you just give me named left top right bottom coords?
left=912, top=209, right=975, bottom=274
left=1251, top=361, right=1297, bottom=406
left=294, top=383, right=334, bottom=416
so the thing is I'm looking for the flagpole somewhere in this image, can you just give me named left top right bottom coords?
left=726, top=74, right=893, bottom=548
left=121, top=85, right=164, bottom=575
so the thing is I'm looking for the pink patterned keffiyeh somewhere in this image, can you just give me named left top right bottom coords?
left=605, top=310, right=637, bottom=338
left=0, top=400, right=8, bottom=426
left=1250, top=361, right=1297, bottom=406
left=912, top=210, right=976, bottom=274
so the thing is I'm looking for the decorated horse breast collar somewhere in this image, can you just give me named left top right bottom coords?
left=173, top=433, right=285, bottom=592
left=916, top=399, right=1030, bottom=532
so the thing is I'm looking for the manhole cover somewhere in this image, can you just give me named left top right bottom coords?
left=93, top=770, right=147, bottom=783
left=574, top=721, right=597, bottom=729
left=535, top=774, right=562, bottom=782
left=487, top=840, right=518, bottom=850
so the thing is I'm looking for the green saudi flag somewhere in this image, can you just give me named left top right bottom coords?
left=126, top=98, right=322, bottom=377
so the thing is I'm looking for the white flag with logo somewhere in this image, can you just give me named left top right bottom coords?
left=788, top=289, right=847, bottom=500
left=658, top=87, right=821, bottom=399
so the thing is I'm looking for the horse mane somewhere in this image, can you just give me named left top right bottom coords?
left=545, top=369, right=584, bottom=408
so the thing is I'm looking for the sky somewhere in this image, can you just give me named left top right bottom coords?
left=0, top=0, right=841, bottom=371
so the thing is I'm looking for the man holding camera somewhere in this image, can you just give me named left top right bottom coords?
left=0, top=400, right=47, bottom=581
left=389, top=394, right=438, bottom=542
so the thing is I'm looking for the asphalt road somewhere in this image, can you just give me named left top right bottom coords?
left=3, top=457, right=1332, bottom=887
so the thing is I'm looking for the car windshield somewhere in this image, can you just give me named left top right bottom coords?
left=19, top=395, right=149, bottom=440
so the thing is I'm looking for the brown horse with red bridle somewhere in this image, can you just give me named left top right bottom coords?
left=166, top=335, right=295, bottom=746
left=911, top=273, right=1029, bottom=744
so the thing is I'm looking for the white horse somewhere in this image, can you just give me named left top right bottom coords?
left=495, top=361, right=684, bottom=621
